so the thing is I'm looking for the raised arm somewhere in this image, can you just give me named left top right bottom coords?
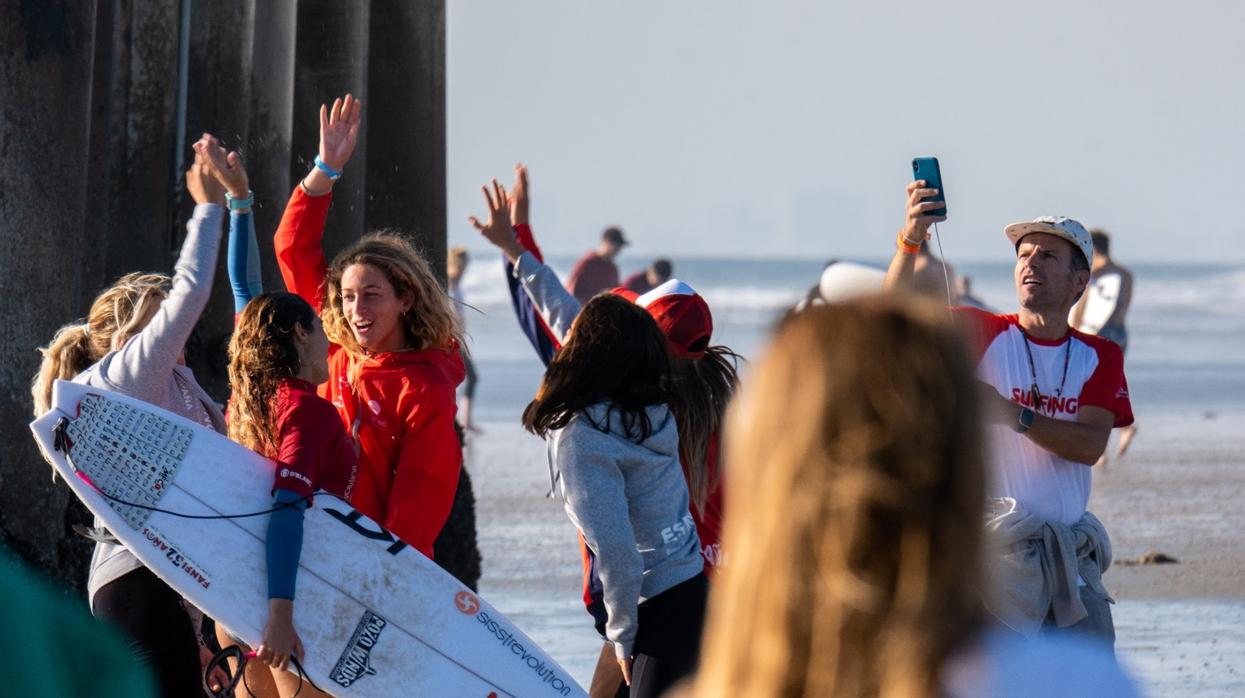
left=471, top=167, right=582, bottom=348
left=104, top=138, right=226, bottom=388
left=884, top=180, right=947, bottom=292
left=198, top=140, right=261, bottom=314
left=274, top=94, right=362, bottom=311
left=503, top=164, right=559, bottom=363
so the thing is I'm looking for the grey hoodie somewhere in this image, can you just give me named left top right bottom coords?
left=549, top=403, right=703, bottom=659
left=74, top=203, right=227, bottom=606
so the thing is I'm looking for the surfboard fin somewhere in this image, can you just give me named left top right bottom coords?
left=72, top=524, right=118, bottom=544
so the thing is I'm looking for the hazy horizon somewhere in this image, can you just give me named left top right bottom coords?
left=446, top=1, right=1245, bottom=264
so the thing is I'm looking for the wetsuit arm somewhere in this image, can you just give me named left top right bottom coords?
left=266, top=489, right=308, bottom=600
left=227, top=208, right=263, bottom=313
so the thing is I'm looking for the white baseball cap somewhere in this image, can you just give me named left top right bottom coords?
left=1003, top=216, right=1093, bottom=268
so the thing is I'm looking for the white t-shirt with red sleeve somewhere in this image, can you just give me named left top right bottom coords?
left=956, top=307, right=1134, bottom=525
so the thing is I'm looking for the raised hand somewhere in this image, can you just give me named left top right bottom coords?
left=900, top=180, right=946, bottom=245
left=197, top=133, right=249, bottom=199
left=187, top=141, right=226, bottom=206
left=303, top=94, right=363, bottom=195
left=508, top=163, right=530, bottom=226
left=469, top=179, right=524, bottom=262
left=320, top=93, right=362, bottom=172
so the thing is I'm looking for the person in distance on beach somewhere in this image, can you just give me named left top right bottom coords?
left=32, top=135, right=240, bottom=697
left=522, top=293, right=707, bottom=698
left=567, top=225, right=629, bottom=304
left=447, top=246, right=481, bottom=435
left=273, top=94, right=467, bottom=560
left=623, top=258, right=673, bottom=295
left=1069, top=229, right=1138, bottom=463
left=886, top=180, right=1133, bottom=648
left=687, top=299, right=1137, bottom=697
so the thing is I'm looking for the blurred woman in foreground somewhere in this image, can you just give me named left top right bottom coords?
left=688, top=298, right=1136, bottom=698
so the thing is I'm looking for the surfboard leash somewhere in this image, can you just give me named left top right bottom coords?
left=205, top=645, right=326, bottom=698
left=53, top=417, right=313, bottom=521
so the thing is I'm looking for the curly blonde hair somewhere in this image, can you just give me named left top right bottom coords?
left=321, top=232, right=462, bottom=361
left=32, top=272, right=171, bottom=416
left=692, top=297, right=985, bottom=698
left=227, top=293, right=318, bottom=457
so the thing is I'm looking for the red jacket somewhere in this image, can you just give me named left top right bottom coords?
left=274, top=185, right=465, bottom=558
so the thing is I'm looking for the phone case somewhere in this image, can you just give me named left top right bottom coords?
left=912, top=157, right=947, bottom=217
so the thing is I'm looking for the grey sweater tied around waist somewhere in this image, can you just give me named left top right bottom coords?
left=984, top=496, right=1113, bottom=636
left=548, top=403, right=703, bottom=660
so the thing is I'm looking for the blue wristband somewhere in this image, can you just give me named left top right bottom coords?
left=313, top=155, right=342, bottom=180
left=225, top=189, right=254, bottom=211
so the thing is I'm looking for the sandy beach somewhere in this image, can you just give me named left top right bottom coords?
left=470, top=408, right=1245, bottom=696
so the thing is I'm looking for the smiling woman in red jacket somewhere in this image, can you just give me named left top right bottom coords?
left=273, top=95, right=466, bottom=558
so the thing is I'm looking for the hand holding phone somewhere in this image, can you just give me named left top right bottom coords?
left=911, top=157, right=947, bottom=218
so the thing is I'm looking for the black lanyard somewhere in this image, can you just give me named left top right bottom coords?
left=1021, top=334, right=1071, bottom=411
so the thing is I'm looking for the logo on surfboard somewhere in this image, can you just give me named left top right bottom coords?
left=329, top=610, right=388, bottom=688
left=455, top=591, right=481, bottom=615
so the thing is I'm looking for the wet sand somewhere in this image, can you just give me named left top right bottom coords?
left=1090, top=410, right=1245, bottom=695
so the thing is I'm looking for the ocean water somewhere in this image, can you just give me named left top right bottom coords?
left=457, top=255, right=1245, bottom=696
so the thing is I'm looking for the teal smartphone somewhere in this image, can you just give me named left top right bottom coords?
left=911, top=157, right=947, bottom=218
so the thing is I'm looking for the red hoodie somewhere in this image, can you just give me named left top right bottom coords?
left=274, top=185, right=465, bottom=558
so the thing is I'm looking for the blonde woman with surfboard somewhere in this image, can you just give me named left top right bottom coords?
left=32, top=135, right=243, bottom=697
left=273, top=95, right=467, bottom=560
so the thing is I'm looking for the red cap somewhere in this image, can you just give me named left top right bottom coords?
left=611, top=279, right=713, bottom=359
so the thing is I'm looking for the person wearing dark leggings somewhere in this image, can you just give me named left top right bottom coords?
left=93, top=568, right=207, bottom=697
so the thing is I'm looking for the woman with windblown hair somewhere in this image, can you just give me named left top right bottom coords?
left=471, top=168, right=739, bottom=696
left=273, top=94, right=465, bottom=558
left=523, top=294, right=707, bottom=698
left=686, top=298, right=1137, bottom=698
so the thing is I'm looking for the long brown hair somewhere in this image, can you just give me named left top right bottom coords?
left=321, top=231, right=463, bottom=360
left=227, top=293, right=318, bottom=457
left=670, top=345, right=740, bottom=511
left=523, top=294, right=676, bottom=442
left=32, top=272, right=171, bottom=416
left=692, top=297, right=985, bottom=698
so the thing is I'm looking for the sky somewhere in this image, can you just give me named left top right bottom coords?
left=446, top=1, right=1245, bottom=263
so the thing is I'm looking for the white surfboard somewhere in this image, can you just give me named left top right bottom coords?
left=819, top=261, right=886, bottom=302
left=30, top=380, right=586, bottom=698
left=1078, top=272, right=1122, bottom=334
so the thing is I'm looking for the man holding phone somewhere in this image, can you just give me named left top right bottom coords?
left=884, top=179, right=1133, bottom=649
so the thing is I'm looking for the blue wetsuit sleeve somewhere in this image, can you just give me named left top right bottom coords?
left=266, top=488, right=308, bottom=600
left=227, top=209, right=263, bottom=313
